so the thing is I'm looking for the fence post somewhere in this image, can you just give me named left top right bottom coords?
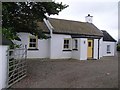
left=25, top=45, right=27, bottom=59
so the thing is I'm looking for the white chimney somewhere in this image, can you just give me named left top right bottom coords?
left=85, top=14, right=93, bottom=23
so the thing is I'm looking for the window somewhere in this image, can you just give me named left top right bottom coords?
left=63, top=39, right=71, bottom=50
left=88, top=42, right=91, bottom=47
left=75, top=40, right=78, bottom=49
left=29, top=36, right=38, bottom=49
left=73, top=39, right=78, bottom=50
left=107, top=45, right=111, bottom=53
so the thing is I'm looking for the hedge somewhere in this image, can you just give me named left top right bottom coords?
left=117, top=44, right=120, bottom=51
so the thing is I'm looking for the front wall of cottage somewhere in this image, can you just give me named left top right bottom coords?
left=99, top=38, right=103, bottom=58
left=15, top=33, right=107, bottom=60
left=102, top=41, right=116, bottom=56
left=79, top=38, right=100, bottom=60
left=79, top=38, right=88, bottom=60
left=50, top=36, right=101, bottom=60
left=93, top=39, right=98, bottom=59
left=28, top=39, right=49, bottom=58
left=50, top=34, right=72, bottom=59
left=16, top=33, right=49, bottom=59
left=94, top=38, right=103, bottom=59
left=72, top=38, right=81, bottom=60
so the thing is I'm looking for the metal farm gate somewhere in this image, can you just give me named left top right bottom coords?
left=7, top=46, right=27, bottom=88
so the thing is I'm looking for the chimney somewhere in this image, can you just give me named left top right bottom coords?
left=85, top=14, right=93, bottom=23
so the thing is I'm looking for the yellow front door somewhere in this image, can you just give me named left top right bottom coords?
left=87, top=39, right=93, bottom=58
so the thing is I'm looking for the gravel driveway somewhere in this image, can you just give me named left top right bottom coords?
left=12, top=54, right=118, bottom=88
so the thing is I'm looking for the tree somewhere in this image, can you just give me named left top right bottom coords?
left=2, top=2, right=68, bottom=40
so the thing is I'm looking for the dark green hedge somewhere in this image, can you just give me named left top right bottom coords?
left=117, top=44, right=120, bottom=51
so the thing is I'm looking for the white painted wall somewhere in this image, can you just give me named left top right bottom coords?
left=102, top=41, right=116, bottom=56
left=27, top=39, right=49, bottom=58
left=93, top=39, right=98, bottom=59
left=16, top=33, right=117, bottom=60
left=99, top=38, right=103, bottom=58
left=15, top=33, right=49, bottom=59
left=79, top=38, right=87, bottom=60
left=0, top=45, right=9, bottom=90
left=72, top=38, right=80, bottom=60
left=17, top=33, right=73, bottom=59
left=50, top=34, right=72, bottom=59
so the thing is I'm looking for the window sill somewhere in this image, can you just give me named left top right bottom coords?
left=72, top=49, right=78, bottom=51
left=28, top=48, right=39, bottom=50
left=63, top=50, right=72, bottom=51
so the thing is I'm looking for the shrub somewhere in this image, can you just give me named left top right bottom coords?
left=117, top=44, right=120, bottom=51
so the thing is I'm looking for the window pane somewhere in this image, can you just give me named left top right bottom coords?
left=67, top=45, right=69, bottom=48
left=67, top=40, right=69, bottom=44
left=29, top=43, right=33, bottom=47
left=32, top=44, right=36, bottom=47
left=64, top=40, right=69, bottom=44
left=64, top=40, right=67, bottom=44
left=75, top=45, right=77, bottom=49
left=64, top=45, right=66, bottom=48
left=75, top=40, right=78, bottom=48
left=64, top=45, right=69, bottom=49
left=29, top=43, right=36, bottom=47
left=30, top=38, right=36, bottom=42
left=88, top=42, right=91, bottom=47
left=107, top=45, right=110, bottom=52
left=32, top=39, right=36, bottom=42
left=30, top=38, right=33, bottom=42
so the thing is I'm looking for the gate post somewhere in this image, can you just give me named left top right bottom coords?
left=0, top=45, right=9, bottom=90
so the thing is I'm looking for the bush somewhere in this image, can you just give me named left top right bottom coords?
left=117, top=44, right=120, bottom=51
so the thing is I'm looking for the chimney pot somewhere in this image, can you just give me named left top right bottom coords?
left=85, top=14, right=93, bottom=23
left=88, top=14, right=90, bottom=16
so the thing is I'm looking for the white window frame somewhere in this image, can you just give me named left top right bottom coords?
left=63, top=38, right=72, bottom=50
left=28, top=35, right=38, bottom=49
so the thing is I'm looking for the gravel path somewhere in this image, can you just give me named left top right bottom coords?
left=12, top=54, right=118, bottom=88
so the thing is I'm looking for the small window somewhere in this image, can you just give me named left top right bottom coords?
left=74, top=39, right=78, bottom=49
left=107, top=45, right=111, bottom=53
left=88, top=42, right=91, bottom=47
left=29, top=36, right=38, bottom=49
left=63, top=39, right=70, bottom=50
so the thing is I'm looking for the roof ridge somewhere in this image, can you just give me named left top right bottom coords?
left=49, top=17, right=87, bottom=23
left=46, top=17, right=103, bottom=36
left=101, top=30, right=106, bottom=32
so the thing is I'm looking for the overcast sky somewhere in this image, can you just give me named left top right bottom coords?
left=50, top=0, right=119, bottom=41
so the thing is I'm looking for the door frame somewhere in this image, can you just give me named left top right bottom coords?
left=87, top=38, right=94, bottom=59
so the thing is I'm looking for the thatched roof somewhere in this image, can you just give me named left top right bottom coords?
left=37, top=22, right=49, bottom=33
left=15, top=18, right=103, bottom=37
left=101, top=30, right=116, bottom=42
left=48, top=18, right=103, bottom=36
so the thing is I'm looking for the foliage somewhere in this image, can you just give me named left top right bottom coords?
left=2, top=28, right=20, bottom=40
left=9, top=44, right=22, bottom=49
left=2, top=2, right=68, bottom=40
left=117, top=44, right=120, bottom=51
left=1, top=27, right=21, bottom=49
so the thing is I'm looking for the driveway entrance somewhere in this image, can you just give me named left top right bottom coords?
left=12, top=55, right=118, bottom=88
